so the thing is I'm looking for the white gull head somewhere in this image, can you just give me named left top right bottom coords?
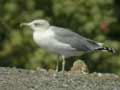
left=20, top=19, right=50, bottom=31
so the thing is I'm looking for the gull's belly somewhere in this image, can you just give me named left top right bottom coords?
left=33, top=31, right=78, bottom=57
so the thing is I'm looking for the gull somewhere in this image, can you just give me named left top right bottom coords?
left=20, top=19, right=115, bottom=73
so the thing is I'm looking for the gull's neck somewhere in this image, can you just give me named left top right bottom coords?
left=33, top=26, right=54, bottom=38
left=33, top=26, right=50, bottom=32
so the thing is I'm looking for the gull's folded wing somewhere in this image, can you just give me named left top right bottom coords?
left=50, top=26, right=102, bottom=52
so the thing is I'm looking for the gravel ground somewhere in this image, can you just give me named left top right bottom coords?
left=0, top=67, right=120, bottom=90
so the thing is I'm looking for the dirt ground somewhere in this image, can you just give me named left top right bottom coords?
left=0, top=67, right=120, bottom=90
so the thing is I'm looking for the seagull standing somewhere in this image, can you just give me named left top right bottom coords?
left=21, top=19, right=115, bottom=73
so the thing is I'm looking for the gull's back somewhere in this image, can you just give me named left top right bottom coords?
left=50, top=26, right=102, bottom=51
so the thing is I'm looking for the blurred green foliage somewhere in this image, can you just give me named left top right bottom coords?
left=0, top=0, right=120, bottom=74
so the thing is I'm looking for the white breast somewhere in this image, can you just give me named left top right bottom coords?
left=33, top=30, right=54, bottom=48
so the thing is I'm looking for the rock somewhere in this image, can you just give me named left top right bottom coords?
left=70, top=60, right=89, bottom=75
left=0, top=67, right=119, bottom=90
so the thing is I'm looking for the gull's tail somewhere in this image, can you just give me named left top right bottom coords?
left=95, top=47, right=116, bottom=54
left=86, top=40, right=116, bottom=54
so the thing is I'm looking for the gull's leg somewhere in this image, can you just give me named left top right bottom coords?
left=56, top=56, right=61, bottom=72
left=62, top=56, right=66, bottom=73
left=56, top=58, right=59, bottom=72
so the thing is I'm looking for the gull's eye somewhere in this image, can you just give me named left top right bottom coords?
left=34, top=23, right=41, bottom=27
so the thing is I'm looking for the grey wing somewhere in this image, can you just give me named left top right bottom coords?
left=51, top=26, right=102, bottom=52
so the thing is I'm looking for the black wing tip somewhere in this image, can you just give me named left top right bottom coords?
left=104, top=47, right=116, bottom=54
left=96, top=47, right=116, bottom=54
